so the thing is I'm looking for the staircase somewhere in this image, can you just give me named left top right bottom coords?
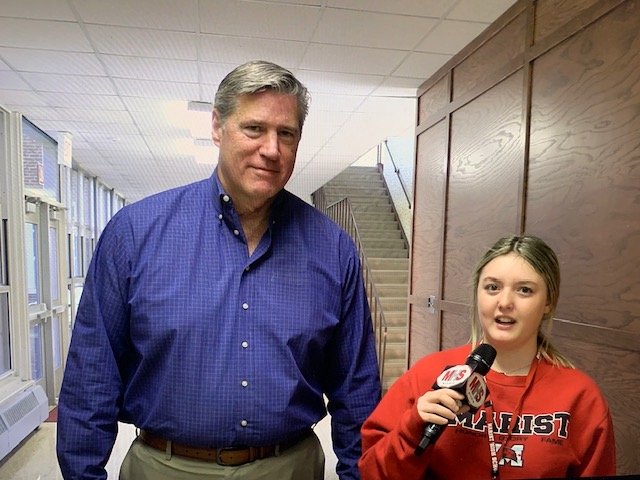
left=319, top=166, right=409, bottom=391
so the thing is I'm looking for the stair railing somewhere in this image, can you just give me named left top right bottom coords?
left=324, top=196, right=388, bottom=381
left=382, top=139, right=411, bottom=209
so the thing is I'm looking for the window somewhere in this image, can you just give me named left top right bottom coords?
left=24, top=222, right=40, bottom=306
left=22, top=118, right=60, bottom=202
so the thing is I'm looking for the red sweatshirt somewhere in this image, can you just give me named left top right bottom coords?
left=359, top=345, right=616, bottom=479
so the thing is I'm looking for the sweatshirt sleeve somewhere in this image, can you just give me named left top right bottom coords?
left=570, top=404, right=616, bottom=476
left=358, top=368, right=433, bottom=479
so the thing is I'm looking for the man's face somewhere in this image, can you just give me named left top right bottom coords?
left=213, top=90, right=300, bottom=210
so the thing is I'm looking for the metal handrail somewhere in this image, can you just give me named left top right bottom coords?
left=324, top=196, right=388, bottom=381
left=383, top=139, right=412, bottom=209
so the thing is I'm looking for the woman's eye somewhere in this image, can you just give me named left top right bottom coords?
left=519, top=286, right=533, bottom=294
left=484, top=284, right=499, bottom=292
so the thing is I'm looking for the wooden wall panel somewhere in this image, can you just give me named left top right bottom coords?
left=527, top=0, right=640, bottom=333
left=410, top=0, right=639, bottom=473
left=417, top=75, right=448, bottom=125
left=440, top=311, right=469, bottom=351
left=444, top=71, right=525, bottom=304
left=551, top=335, right=639, bottom=475
left=409, top=120, right=447, bottom=364
left=534, top=0, right=603, bottom=43
left=452, top=12, right=526, bottom=101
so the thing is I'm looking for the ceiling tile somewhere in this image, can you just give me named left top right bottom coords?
left=73, top=0, right=198, bottom=31
left=102, top=55, right=198, bottom=82
left=199, top=36, right=306, bottom=70
left=21, top=72, right=115, bottom=94
left=393, top=51, right=452, bottom=79
left=326, top=0, right=454, bottom=17
left=371, top=76, right=423, bottom=97
left=301, top=44, right=405, bottom=76
left=447, top=0, right=518, bottom=23
left=416, top=20, right=489, bottom=55
left=87, top=25, right=198, bottom=60
left=0, top=18, right=91, bottom=51
left=0, top=71, right=31, bottom=90
left=199, top=0, right=321, bottom=41
left=112, top=78, right=199, bottom=100
left=0, top=48, right=105, bottom=75
left=0, top=89, right=48, bottom=107
left=0, top=0, right=75, bottom=21
left=313, top=8, right=438, bottom=50
left=296, top=70, right=383, bottom=96
left=39, top=92, right=126, bottom=110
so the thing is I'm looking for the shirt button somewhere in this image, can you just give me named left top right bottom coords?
left=240, top=420, right=247, bottom=427
left=242, top=341, right=248, bottom=348
left=241, top=380, right=248, bottom=387
left=245, top=266, right=250, bottom=272
left=242, top=303, right=248, bottom=310
left=233, top=229, right=240, bottom=236
left=218, top=213, right=223, bottom=219
left=222, top=195, right=230, bottom=202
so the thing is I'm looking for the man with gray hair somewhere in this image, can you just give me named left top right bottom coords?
left=56, top=60, right=381, bottom=480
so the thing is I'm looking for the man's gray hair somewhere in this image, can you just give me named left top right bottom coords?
left=214, top=60, right=310, bottom=131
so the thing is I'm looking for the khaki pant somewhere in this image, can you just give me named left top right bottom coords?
left=119, top=432, right=325, bottom=480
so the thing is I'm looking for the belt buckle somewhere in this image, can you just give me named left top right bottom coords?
left=215, top=446, right=246, bottom=467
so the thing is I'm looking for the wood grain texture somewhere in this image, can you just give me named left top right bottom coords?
left=409, top=121, right=448, bottom=364
left=527, top=0, right=640, bottom=334
left=444, top=71, right=525, bottom=303
left=408, top=304, right=441, bottom=366
left=418, top=74, right=448, bottom=126
left=440, top=311, right=470, bottom=351
left=452, top=12, right=526, bottom=101
left=552, top=335, right=638, bottom=475
left=410, top=1, right=640, bottom=472
left=534, top=0, right=603, bottom=44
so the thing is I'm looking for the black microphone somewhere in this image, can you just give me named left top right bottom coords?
left=414, top=344, right=497, bottom=456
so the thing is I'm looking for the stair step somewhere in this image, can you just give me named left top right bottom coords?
left=373, top=302, right=408, bottom=315
left=353, top=214, right=400, bottom=223
left=375, top=283, right=408, bottom=297
left=384, top=342, right=407, bottom=360
left=362, top=238, right=407, bottom=250
left=368, top=258, right=409, bottom=270
left=324, top=186, right=388, bottom=196
left=384, top=311, right=408, bottom=326
left=386, top=326, right=407, bottom=343
left=372, top=270, right=409, bottom=284
left=359, top=229, right=403, bottom=240
left=351, top=203, right=394, bottom=213
left=364, top=248, right=408, bottom=258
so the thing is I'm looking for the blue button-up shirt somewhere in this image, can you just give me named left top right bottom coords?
left=57, top=171, right=381, bottom=479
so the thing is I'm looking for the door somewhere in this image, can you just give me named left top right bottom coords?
left=24, top=201, right=67, bottom=404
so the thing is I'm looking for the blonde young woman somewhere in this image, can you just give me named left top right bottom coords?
left=359, top=235, right=616, bottom=479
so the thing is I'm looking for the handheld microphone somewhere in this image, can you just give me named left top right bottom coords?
left=414, top=344, right=497, bottom=456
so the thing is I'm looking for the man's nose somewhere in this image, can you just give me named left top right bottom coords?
left=260, top=131, right=280, bottom=159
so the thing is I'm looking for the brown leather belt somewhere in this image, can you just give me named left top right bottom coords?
left=139, top=429, right=312, bottom=466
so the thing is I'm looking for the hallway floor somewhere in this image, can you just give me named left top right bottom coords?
left=0, top=414, right=339, bottom=479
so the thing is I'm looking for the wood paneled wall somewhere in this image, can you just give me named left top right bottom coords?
left=409, top=0, right=640, bottom=474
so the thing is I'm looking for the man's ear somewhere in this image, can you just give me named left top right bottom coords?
left=212, top=109, right=223, bottom=147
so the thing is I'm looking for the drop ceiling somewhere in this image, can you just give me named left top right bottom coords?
left=0, top=0, right=517, bottom=202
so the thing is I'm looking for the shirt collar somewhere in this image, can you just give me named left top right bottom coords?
left=210, top=167, right=288, bottom=223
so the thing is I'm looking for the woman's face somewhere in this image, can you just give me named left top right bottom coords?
left=477, top=252, right=550, bottom=353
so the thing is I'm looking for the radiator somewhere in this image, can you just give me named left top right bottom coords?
left=0, top=385, right=48, bottom=461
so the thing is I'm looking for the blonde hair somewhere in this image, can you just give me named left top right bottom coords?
left=469, top=235, right=574, bottom=368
